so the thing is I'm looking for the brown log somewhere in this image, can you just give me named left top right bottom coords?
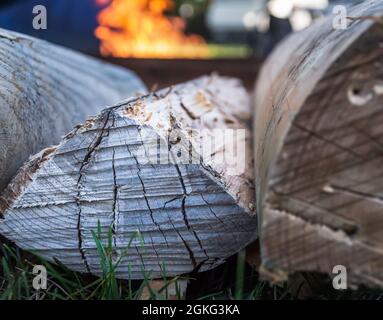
left=254, top=0, right=383, bottom=287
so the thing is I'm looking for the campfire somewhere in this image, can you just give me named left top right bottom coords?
left=95, top=0, right=211, bottom=59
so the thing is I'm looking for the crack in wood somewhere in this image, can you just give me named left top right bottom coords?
left=174, top=163, right=210, bottom=261
left=269, top=189, right=358, bottom=235
left=176, top=91, right=197, bottom=120
left=75, top=110, right=113, bottom=273
left=293, top=122, right=366, bottom=160
left=164, top=212, right=199, bottom=269
left=125, top=136, right=167, bottom=269
left=111, top=148, right=119, bottom=251
left=200, top=194, right=225, bottom=225
left=327, top=184, right=383, bottom=206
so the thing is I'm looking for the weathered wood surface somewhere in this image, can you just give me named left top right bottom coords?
left=0, top=75, right=257, bottom=279
left=254, top=0, right=383, bottom=287
left=0, top=28, right=146, bottom=192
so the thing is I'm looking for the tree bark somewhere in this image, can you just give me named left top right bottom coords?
left=254, top=0, right=383, bottom=287
left=0, top=75, right=257, bottom=279
left=0, top=28, right=146, bottom=192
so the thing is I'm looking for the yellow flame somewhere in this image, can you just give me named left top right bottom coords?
left=95, top=0, right=210, bottom=59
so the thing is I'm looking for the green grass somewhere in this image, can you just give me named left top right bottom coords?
left=0, top=222, right=186, bottom=300
left=0, top=222, right=382, bottom=300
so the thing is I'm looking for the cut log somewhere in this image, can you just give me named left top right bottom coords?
left=254, top=0, right=383, bottom=287
left=0, top=28, right=146, bottom=192
left=0, top=75, right=257, bottom=279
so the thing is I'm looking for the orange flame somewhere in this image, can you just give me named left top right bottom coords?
left=95, top=0, right=210, bottom=59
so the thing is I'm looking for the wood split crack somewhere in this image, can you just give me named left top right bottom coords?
left=293, top=122, right=365, bottom=160
left=111, top=148, right=119, bottom=251
left=175, top=163, right=210, bottom=261
left=326, top=184, right=383, bottom=206
left=175, top=91, right=197, bottom=120
left=163, top=121, right=205, bottom=266
left=200, top=194, right=224, bottom=225
left=126, top=137, right=167, bottom=269
left=170, top=218, right=198, bottom=269
left=76, top=110, right=113, bottom=273
left=269, top=188, right=358, bottom=235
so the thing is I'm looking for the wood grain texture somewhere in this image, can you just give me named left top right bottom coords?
left=0, top=28, right=146, bottom=192
left=254, top=0, right=383, bottom=287
left=0, top=75, right=257, bottom=279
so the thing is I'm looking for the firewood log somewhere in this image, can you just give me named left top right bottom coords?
left=0, top=28, right=146, bottom=192
left=254, top=0, right=383, bottom=287
left=0, top=75, right=257, bottom=279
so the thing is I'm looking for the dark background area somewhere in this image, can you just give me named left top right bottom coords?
left=0, top=0, right=364, bottom=89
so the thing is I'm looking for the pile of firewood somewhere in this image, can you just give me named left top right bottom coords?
left=0, top=0, right=382, bottom=289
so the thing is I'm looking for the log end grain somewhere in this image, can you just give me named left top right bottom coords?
left=255, top=0, right=383, bottom=288
left=0, top=75, right=257, bottom=279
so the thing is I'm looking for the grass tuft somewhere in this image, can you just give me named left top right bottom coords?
left=0, top=226, right=382, bottom=300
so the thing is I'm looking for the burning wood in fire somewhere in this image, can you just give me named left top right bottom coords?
left=95, top=0, right=211, bottom=59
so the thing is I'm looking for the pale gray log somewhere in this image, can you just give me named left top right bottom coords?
left=0, top=28, right=146, bottom=191
left=0, top=75, right=257, bottom=279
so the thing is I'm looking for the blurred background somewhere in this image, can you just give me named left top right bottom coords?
left=0, top=0, right=364, bottom=88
